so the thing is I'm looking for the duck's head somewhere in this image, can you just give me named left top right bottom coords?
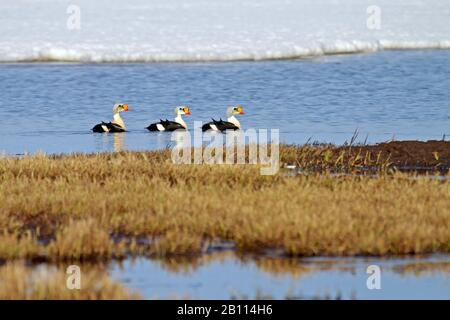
left=227, top=105, right=245, bottom=117
left=113, top=103, right=129, bottom=114
left=174, top=105, right=191, bottom=116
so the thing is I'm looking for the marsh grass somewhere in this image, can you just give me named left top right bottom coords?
left=0, top=144, right=449, bottom=261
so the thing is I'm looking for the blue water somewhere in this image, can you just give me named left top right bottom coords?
left=1, top=50, right=450, bottom=154
left=110, top=254, right=450, bottom=299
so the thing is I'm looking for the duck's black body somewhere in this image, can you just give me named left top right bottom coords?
left=147, top=119, right=186, bottom=132
left=92, top=122, right=126, bottom=133
left=202, top=119, right=239, bottom=132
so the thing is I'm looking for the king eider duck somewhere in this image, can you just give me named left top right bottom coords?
left=146, top=106, right=191, bottom=132
left=202, top=105, right=245, bottom=132
left=92, top=103, right=129, bottom=133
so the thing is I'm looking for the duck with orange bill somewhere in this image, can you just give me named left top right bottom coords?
left=202, top=105, right=245, bottom=132
left=92, top=103, right=129, bottom=133
left=147, top=106, right=191, bottom=132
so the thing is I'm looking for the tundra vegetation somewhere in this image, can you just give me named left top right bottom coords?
left=0, top=141, right=449, bottom=298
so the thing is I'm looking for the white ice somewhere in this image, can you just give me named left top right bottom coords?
left=1, top=0, right=450, bottom=62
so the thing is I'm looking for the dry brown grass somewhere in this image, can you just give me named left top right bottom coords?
left=0, top=145, right=449, bottom=260
left=48, top=219, right=122, bottom=261
left=0, top=261, right=140, bottom=299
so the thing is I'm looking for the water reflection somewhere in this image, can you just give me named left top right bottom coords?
left=109, top=253, right=450, bottom=299
left=0, top=261, right=137, bottom=300
left=113, top=133, right=125, bottom=152
left=392, top=261, right=450, bottom=278
left=171, top=130, right=191, bottom=150
left=1, top=253, right=448, bottom=299
left=93, top=132, right=127, bottom=152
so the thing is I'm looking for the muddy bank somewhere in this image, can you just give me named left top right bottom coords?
left=284, top=140, right=450, bottom=173
left=343, top=140, right=450, bottom=168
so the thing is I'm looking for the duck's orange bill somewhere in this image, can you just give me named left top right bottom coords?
left=240, top=111, right=245, bottom=114
left=124, top=104, right=129, bottom=112
left=184, top=107, right=191, bottom=115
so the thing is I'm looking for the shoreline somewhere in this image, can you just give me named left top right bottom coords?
left=1, top=48, right=450, bottom=65
left=4, top=139, right=450, bottom=173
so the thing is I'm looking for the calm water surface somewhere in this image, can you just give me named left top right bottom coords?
left=110, top=254, right=449, bottom=299
left=1, top=50, right=450, bottom=154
